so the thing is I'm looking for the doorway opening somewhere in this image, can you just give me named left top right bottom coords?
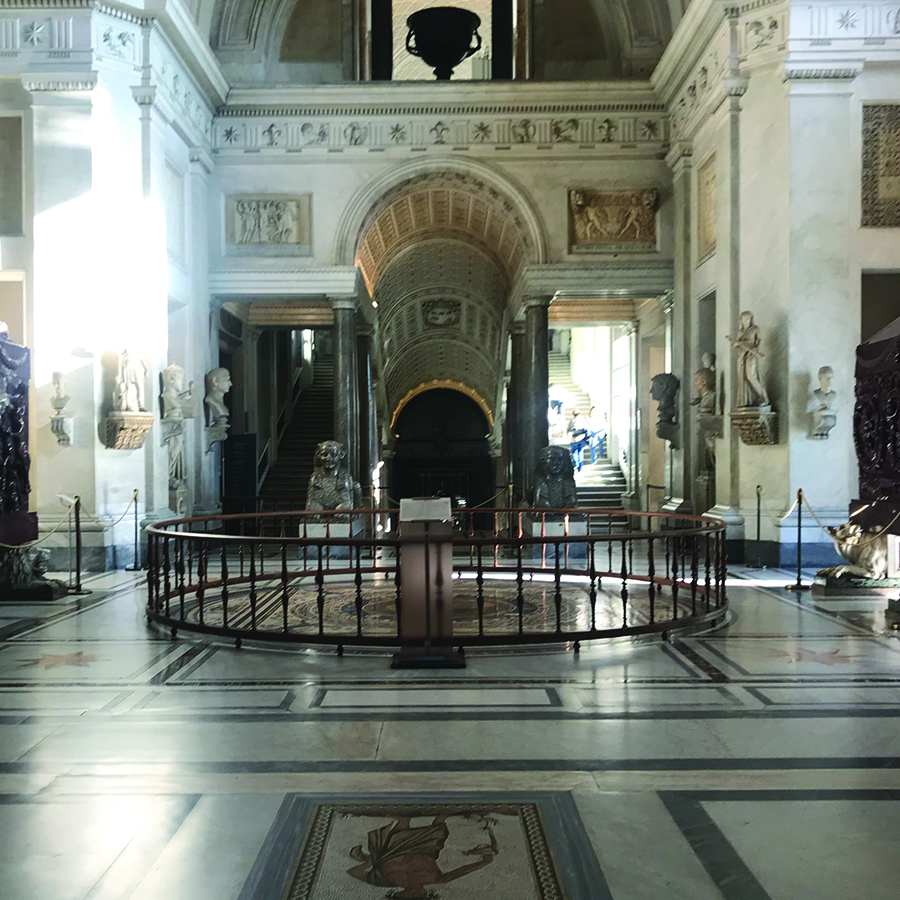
left=389, top=388, right=493, bottom=513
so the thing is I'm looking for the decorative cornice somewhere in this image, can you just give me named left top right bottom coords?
left=783, top=63, right=864, bottom=81
left=189, top=146, right=214, bottom=173
left=217, top=101, right=666, bottom=118
left=22, top=72, right=97, bottom=91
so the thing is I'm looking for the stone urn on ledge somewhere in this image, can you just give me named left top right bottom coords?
left=406, top=7, right=482, bottom=80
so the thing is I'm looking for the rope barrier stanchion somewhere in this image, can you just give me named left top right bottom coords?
left=70, top=495, right=90, bottom=596
left=786, top=488, right=810, bottom=593
left=125, top=489, right=142, bottom=572
left=746, top=484, right=764, bottom=569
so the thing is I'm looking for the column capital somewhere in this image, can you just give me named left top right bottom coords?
left=657, top=291, right=675, bottom=315
left=666, top=140, right=692, bottom=172
left=357, top=323, right=375, bottom=339
left=509, top=320, right=526, bottom=336
left=189, top=147, right=214, bottom=175
left=623, top=321, right=638, bottom=336
left=523, top=295, right=552, bottom=309
left=329, top=296, right=358, bottom=312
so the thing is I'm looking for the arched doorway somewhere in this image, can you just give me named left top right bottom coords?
left=390, top=388, right=493, bottom=510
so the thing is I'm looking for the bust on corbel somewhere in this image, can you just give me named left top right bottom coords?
left=204, top=367, right=232, bottom=451
left=809, top=366, right=837, bottom=440
left=49, top=371, right=73, bottom=447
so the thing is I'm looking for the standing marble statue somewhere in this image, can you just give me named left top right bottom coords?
left=726, top=311, right=769, bottom=407
left=114, top=349, right=146, bottom=412
left=810, top=366, right=837, bottom=440
left=160, top=365, right=193, bottom=513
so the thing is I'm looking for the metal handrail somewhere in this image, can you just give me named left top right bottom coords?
left=145, top=507, right=728, bottom=652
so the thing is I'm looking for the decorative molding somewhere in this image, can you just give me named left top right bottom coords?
left=209, top=266, right=368, bottom=302
left=212, top=111, right=669, bottom=154
left=783, top=63, right=863, bottom=80
left=21, top=72, right=95, bottom=91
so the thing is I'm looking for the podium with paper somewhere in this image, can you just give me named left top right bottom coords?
left=392, top=497, right=464, bottom=668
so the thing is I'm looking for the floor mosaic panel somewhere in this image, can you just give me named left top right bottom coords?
left=181, top=577, right=696, bottom=636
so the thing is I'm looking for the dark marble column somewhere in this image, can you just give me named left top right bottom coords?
left=509, top=322, right=526, bottom=504
left=523, top=296, right=551, bottom=503
left=331, top=297, right=359, bottom=476
left=357, top=328, right=375, bottom=495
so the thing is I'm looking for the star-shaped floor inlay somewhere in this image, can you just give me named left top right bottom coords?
left=771, top=648, right=855, bottom=666
left=20, top=651, right=98, bottom=670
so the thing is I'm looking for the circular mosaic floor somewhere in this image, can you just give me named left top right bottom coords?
left=180, top=576, right=696, bottom=639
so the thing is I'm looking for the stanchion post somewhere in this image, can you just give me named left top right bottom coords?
left=126, top=489, right=141, bottom=572
left=747, top=485, right=764, bottom=569
left=73, top=495, right=83, bottom=594
left=786, top=488, right=810, bottom=592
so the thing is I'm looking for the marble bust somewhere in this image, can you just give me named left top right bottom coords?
left=650, top=373, right=680, bottom=446
left=690, top=367, right=716, bottom=413
left=811, top=366, right=837, bottom=440
left=205, top=368, right=232, bottom=426
left=161, top=364, right=193, bottom=423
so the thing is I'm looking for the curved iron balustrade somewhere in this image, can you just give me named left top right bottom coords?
left=146, top=508, right=728, bottom=649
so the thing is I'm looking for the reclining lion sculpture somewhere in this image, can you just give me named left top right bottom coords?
left=817, top=522, right=889, bottom=581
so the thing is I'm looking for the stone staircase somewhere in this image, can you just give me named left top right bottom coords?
left=259, top=354, right=334, bottom=508
left=548, top=350, right=591, bottom=421
left=575, top=457, right=628, bottom=529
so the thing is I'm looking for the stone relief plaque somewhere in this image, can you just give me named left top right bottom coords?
left=0, top=118, right=23, bottom=236
left=568, top=188, right=658, bottom=253
left=423, top=298, right=461, bottom=328
left=225, top=194, right=312, bottom=257
left=697, top=154, right=717, bottom=262
left=862, top=105, right=900, bottom=227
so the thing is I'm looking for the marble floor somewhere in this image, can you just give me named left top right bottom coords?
left=0, top=567, right=898, bottom=899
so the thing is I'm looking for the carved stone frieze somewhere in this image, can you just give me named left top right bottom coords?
left=104, top=411, right=155, bottom=450
left=730, top=408, right=778, bottom=446
left=569, top=189, right=659, bottom=253
left=225, top=194, right=312, bottom=256
left=212, top=108, right=667, bottom=154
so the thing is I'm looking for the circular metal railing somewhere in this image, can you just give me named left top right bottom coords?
left=146, top=508, right=728, bottom=650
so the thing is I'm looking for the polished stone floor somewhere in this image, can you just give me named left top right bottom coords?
left=0, top=567, right=898, bottom=899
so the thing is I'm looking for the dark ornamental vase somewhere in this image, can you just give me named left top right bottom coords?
left=405, top=7, right=482, bottom=80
